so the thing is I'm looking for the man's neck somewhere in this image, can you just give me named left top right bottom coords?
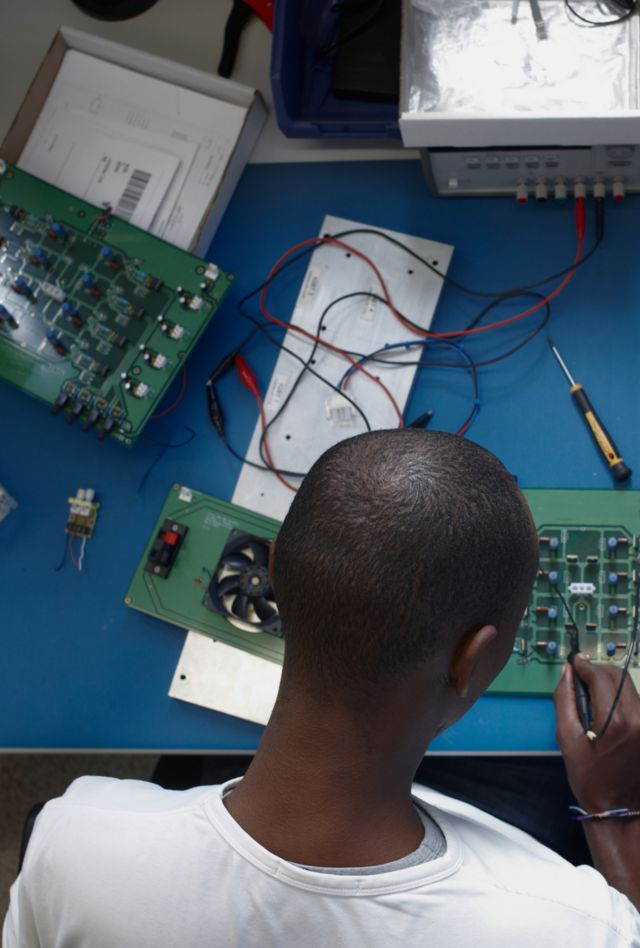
left=224, top=683, right=441, bottom=867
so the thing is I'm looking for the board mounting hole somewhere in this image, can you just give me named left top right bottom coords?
left=179, top=674, right=187, bottom=681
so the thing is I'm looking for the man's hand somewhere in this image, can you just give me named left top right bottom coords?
left=553, top=653, right=640, bottom=812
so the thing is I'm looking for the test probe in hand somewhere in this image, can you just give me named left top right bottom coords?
left=556, top=587, right=596, bottom=742
left=548, top=338, right=631, bottom=483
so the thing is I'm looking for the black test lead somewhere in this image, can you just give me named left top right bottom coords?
left=555, top=586, right=596, bottom=742
left=547, top=338, right=631, bottom=484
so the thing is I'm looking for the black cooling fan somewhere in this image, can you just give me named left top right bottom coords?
left=207, top=531, right=282, bottom=637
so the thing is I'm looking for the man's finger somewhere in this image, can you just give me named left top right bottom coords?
left=572, top=653, right=622, bottom=711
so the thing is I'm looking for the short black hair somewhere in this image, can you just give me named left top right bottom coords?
left=273, top=429, right=538, bottom=692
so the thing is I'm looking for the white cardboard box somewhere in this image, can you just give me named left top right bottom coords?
left=0, top=26, right=267, bottom=256
left=399, top=0, right=640, bottom=149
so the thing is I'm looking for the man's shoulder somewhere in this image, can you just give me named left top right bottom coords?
left=413, top=783, right=639, bottom=942
left=47, top=775, right=218, bottom=814
left=23, top=776, right=222, bottom=869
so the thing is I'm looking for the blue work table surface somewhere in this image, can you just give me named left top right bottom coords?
left=2, top=160, right=638, bottom=752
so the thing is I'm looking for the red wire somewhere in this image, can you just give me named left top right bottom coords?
left=260, top=233, right=584, bottom=343
left=68, top=535, right=79, bottom=569
left=151, top=365, right=188, bottom=420
left=259, top=237, right=404, bottom=426
left=253, top=223, right=585, bottom=476
left=256, top=391, right=298, bottom=493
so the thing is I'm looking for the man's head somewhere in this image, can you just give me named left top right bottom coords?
left=273, top=429, right=538, bottom=727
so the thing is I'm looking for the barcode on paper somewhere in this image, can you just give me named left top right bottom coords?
left=115, top=169, right=151, bottom=221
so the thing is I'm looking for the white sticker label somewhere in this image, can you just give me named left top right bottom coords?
left=325, top=394, right=357, bottom=426
left=178, top=486, right=193, bottom=503
left=203, top=512, right=235, bottom=531
left=298, top=266, right=322, bottom=307
left=265, top=373, right=289, bottom=411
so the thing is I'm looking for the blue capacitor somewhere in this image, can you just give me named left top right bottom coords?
left=546, top=641, right=558, bottom=656
left=50, top=222, right=67, bottom=240
left=45, top=329, right=66, bottom=353
left=608, top=605, right=619, bottom=619
left=608, top=537, right=618, bottom=550
left=13, top=276, right=30, bottom=294
left=609, top=572, right=619, bottom=585
left=101, top=246, right=114, bottom=259
left=549, top=537, right=560, bottom=551
left=606, top=642, right=617, bottom=657
left=81, top=273, right=94, bottom=287
left=35, top=249, right=49, bottom=266
left=547, top=607, right=558, bottom=620
left=548, top=570, right=559, bottom=585
left=0, top=304, right=7, bottom=316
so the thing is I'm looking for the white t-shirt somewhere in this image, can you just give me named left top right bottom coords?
left=3, top=775, right=640, bottom=948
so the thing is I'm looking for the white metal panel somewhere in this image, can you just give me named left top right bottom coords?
left=169, top=632, right=281, bottom=725
left=231, top=215, right=453, bottom=520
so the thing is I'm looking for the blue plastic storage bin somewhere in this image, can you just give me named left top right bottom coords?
left=270, top=0, right=400, bottom=139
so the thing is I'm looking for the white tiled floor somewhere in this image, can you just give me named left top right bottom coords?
left=0, top=754, right=158, bottom=921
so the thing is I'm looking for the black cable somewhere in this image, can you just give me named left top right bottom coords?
left=247, top=284, right=483, bottom=468
left=318, top=0, right=386, bottom=56
left=253, top=290, right=383, bottom=469
left=137, top=427, right=196, bottom=493
left=564, top=0, right=636, bottom=26
left=302, top=289, right=551, bottom=370
left=232, top=285, right=549, bottom=474
left=220, top=309, right=372, bottom=479
left=340, top=336, right=480, bottom=435
left=53, top=534, right=68, bottom=572
left=330, top=228, right=601, bottom=300
left=219, top=224, right=577, bottom=476
left=236, top=226, right=598, bottom=326
left=554, top=564, right=640, bottom=742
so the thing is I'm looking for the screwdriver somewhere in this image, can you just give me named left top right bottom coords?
left=548, top=338, right=631, bottom=483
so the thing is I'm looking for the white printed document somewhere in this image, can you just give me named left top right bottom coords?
left=18, top=50, right=248, bottom=248
left=20, top=109, right=180, bottom=230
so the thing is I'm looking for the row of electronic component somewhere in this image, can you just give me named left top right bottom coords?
left=539, top=534, right=633, bottom=556
left=2, top=223, right=178, bottom=417
left=515, top=637, right=628, bottom=660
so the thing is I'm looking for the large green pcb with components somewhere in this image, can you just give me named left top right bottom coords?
left=491, top=488, right=640, bottom=695
left=126, top=486, right=640, bottom=695
left=0, top=163, right=232, bottom=445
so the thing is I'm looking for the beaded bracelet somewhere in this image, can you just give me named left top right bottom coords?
left=569, top=806, right=640, bottom=822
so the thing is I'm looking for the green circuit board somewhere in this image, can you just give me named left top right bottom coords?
left=491, top=489, right=640, bottom=695
left=125, top=486, right=640, bottom=695
left=0, top=162, right=232, bottom=445
left=125, top=484, right=284, bottom=664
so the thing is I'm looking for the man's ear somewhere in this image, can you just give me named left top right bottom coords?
left=448, top=625, right=498, bottom=698
left=268, top=539, right=276, bottom=586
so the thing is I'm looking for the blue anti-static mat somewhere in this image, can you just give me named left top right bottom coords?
left=2, top=160, right=639, bottom=751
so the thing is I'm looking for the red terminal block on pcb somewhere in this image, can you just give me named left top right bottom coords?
left=144, top=519, right=188, bottom=579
